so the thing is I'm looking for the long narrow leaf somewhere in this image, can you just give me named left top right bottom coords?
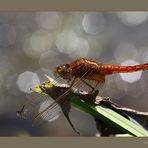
left=71, top=97, right=148, bottom=137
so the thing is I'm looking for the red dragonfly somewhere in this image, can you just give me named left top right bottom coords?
left=56, top=58, right=148, bottom=86
left=17, top=58, right=148, bottom=135
left=33, top=58, right=148, bottom=122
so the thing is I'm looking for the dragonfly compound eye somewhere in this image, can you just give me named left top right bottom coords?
left=56, top=64, right=71, bottom=80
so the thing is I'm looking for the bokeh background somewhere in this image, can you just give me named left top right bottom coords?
left=0, top=12, right=148, bottom=136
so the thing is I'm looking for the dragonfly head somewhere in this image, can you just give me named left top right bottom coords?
left=56, top=64, right=72, bottom=80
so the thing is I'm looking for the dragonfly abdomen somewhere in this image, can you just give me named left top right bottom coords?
left=98, top=63, right=148, bottom=74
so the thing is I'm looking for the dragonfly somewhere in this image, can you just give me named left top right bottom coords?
left=17, top=58, right=148, bottom=134
left=55, top=58, right=148, bottom=90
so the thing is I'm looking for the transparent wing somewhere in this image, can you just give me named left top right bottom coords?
left=38, top=99, right=62, bottom=122
left=18, top=91, right=62, bottom=123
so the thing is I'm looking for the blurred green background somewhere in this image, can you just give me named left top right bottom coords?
left=0, top=12, right=148, bottom=136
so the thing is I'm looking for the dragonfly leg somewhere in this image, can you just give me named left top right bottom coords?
left=80, top=78, right=101, bottom=94
left=80, top=79, right=95, bottom=92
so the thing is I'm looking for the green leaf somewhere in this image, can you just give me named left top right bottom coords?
left=71, top=97, right=148, bottom=137
left=31, top=86, right=46, bottom=94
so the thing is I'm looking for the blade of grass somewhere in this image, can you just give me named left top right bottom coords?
left=71, top=97, right=148, bottom=137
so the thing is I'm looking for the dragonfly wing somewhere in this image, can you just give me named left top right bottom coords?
left=38, top=99, right=62, bottom=122
left=19, top=92, right=62, bottom=123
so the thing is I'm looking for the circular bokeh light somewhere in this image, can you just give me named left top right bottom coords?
left=16, top=71, right=40, bottom=93
left=82, top=13, right=106, bottom=35
left=120, top=60, right=142, bottom=83
left=36, top=12, right=63, bottom=30
left=117, top=12, right=148, bottom=26
left=24, top=30, right=53, bottom=58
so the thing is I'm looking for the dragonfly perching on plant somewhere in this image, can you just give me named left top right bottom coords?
left=17, top=58, right=148, bottom=134
left=34, top=58, right=148, bottom=119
